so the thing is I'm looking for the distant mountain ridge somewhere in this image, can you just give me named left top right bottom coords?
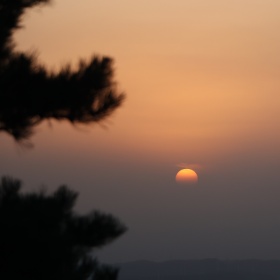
left=117, top=259, right=280, bottom=280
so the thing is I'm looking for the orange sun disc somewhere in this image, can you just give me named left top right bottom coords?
left=175, top=169, right=198, bottom=185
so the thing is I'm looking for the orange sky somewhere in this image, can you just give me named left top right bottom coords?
left=2, top=0, right=280, bottom=262
left=14, top=0, right=280, bottom=169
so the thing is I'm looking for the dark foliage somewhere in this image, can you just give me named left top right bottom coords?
left=0, top=0, right=125, bottom=141
left=0, top=176, right=126, bottom=280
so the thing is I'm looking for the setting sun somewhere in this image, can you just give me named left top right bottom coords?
left=175, top=169, right=198, bottom=185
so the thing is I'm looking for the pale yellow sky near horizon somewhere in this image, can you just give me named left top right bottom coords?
left=13, top=0, right=280, bottom=171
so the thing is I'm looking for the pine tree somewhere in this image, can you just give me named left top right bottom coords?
left=0, top=2, right=127, bottom=279
left=0, top=176, right=126, bottom=280
left=0, top=0, right=125, bottom=142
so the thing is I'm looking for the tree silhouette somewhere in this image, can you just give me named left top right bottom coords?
left=0, top=2, right=127, bottom=279
left=0, top=176, right=126, bottom=280
left=0, top=0, right=125, bottom=142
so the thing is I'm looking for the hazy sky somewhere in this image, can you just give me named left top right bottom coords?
left=1, top=0, right=280, bottom=263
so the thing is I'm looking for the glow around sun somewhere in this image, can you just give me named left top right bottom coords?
left=175, top=169, right=198, bottom=185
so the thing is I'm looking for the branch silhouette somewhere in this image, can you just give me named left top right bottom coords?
left=0, top=176, right=127, bottom=280
left=0, top=0, right=125, bottom=141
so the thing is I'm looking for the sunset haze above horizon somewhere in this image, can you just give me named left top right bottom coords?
left=1, top=0, right=280, bottom=263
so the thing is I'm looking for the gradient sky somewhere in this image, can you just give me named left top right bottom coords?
left=1, top=0, right=280, bottom=263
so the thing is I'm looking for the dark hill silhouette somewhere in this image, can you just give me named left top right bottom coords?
left=117, top=259, right=280, bottom=280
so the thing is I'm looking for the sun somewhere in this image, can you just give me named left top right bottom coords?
left=175, top=169, right=198, bottom=185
